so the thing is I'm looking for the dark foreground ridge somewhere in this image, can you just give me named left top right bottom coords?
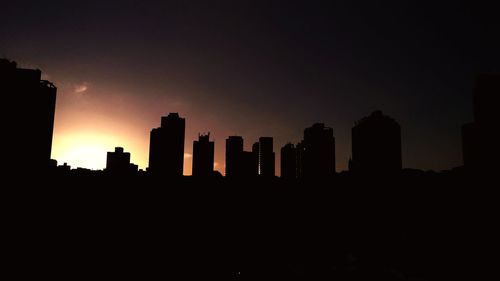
left=10, top=170, right=491, bottom=281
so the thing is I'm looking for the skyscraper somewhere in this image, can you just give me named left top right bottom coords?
left=295, top=141, right=305, bottom=179
left=252, top=142, right=260, bottom=175
left=280, top=143, right=297, bottom=179
left=1, top=59, right=57, bottom=170
left=462, top=123, right=480, bottom=169
left=241, top=150, right=258, bottom=177
left=225, top=136, right=258, bottom=178
left=472, top=74, right=496, bottom=126
left=302, top=123, right=335, bottom=178
left=225, top=136, right=244, bottom=178
left=258, top=137, right=275, bottom=177
left=351, top=111, right=402, bottom=174
left=462, top=74, right=497, bottom=171
left=148, top=113, right=185, bottom=176
left=192, top=133, right=214, bottom=177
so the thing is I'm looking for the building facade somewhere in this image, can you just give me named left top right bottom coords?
left=280, top=143, right=297, bottom=179
left=258, top=137, right=275, bottom=177
left=148, top=113, right=185, bottom=176
left=302, top=123, right=335, bottom=178
left=1, top=59, right=57, bottom=171
left=192, top=133, right=214, bottom=177
left=351, top=111, right=402, bottom=174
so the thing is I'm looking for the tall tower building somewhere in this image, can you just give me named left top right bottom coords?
left=258, top=137, right=275, bottom=177
left=252, top=142, right=260, bottom=175
left=351, top=111, right=402, bottom=174
left=280, top=143, right=297, bottom=179
left=148, top=113, right=185, bottom=176
left=295, top=141, right=305, bottom=179
left=225, top=136, right=244, bottom=178
left=225, top=136, right=259, bottom=178
left=1, top=59, right=57, bottom=170
left=302, top=123, right=335, bottom=178
left=462, top=74, right=497, bottom=171
left=192, top=133, right=214, bottom=177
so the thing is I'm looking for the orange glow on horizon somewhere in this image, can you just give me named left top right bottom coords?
left=52, top=133, right=131, bottom=170
left=51, top=131, right=216, bottom=174
left=49, top=82, right=279, bottom=175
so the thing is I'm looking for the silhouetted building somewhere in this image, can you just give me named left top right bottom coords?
left=258, top=137, right=275, bottom=177
left=296, top=141, right=305, bottom=179
left=129, top=163, right=139, bottom=173
left=226, top=136, right=244, bottom=177
left=225, top=136, right=258, bottom=178
left=302, top=123, right=335, bottom=178
left=351, top=111, right=402, bottom=174
left=148, top=113, right=185, bottom=176
left=241, top=151, right=258, bottom=177
left=192, top=133, right=214, bottom=177
left=49, top=159, right=58, bottom=170
left=472, top=74, right=496, bottom=126
left=462, top=74, right=497, bottom=171
left=462, top=122, right=480, bottom=169
left=58, top=162, right=71, bottom=172
left=252, top=142, right=260, bottom=175
left=281, top=143, right=297, bottom=179
left=106, top=147, right=137, bottom=174
left=2, top=59, right=57, bottom=170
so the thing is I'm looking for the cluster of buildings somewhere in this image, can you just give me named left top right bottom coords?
left=2, top=58, right=495, bottom=178
left=281, top=112, right=402, bottom=179
left=119, top=111, right=401, bottom=178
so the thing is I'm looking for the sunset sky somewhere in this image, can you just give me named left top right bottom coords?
left=2, top=1, right=498, bottom=174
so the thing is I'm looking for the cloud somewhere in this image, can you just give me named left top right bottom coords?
left=184, top=153, right=192, bottom=158
left=172, top=100, right=183, bottom=107
left=74, top=82, right=89, bottom=94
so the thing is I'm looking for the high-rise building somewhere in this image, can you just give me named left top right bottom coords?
left=351, top=111, right=402, bottom=174
left=302, top=123, right=335, bottom=178
left=226, top=136, right=244, bottom=178
left=192, top=133, right=214, bottom=177
left=241, top=151, right=258, bottom=177
left=280, top=143, right=297, bottom=179
left=462, top=74, right=497, bottom=171
left=148, top=113, right=185, bottom=176
left=225, top=136, right=258, bottom=178
left=106, top=147, right=137, bottom=174
left=295, top=141, right=305, bottom=179
left=258, top=137, right=275, bottom=177
left=1, top=59, right=57, bottom=170
left=462, top=123, right=480, bottom=169
left=472, top=74, right=496, bottom=126
left=252, top=142, right=260, bottom=175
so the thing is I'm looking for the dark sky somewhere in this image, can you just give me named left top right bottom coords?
left=2, top=0, right=498, bottom=173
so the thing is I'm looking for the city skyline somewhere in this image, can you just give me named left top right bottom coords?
left=8, top=61, right=479, bottom=175
left=3, top=2, right=496, bottom=279
left=4, top=57, right=495, bottom=177
left=3, top=1, right=498, bottom=175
